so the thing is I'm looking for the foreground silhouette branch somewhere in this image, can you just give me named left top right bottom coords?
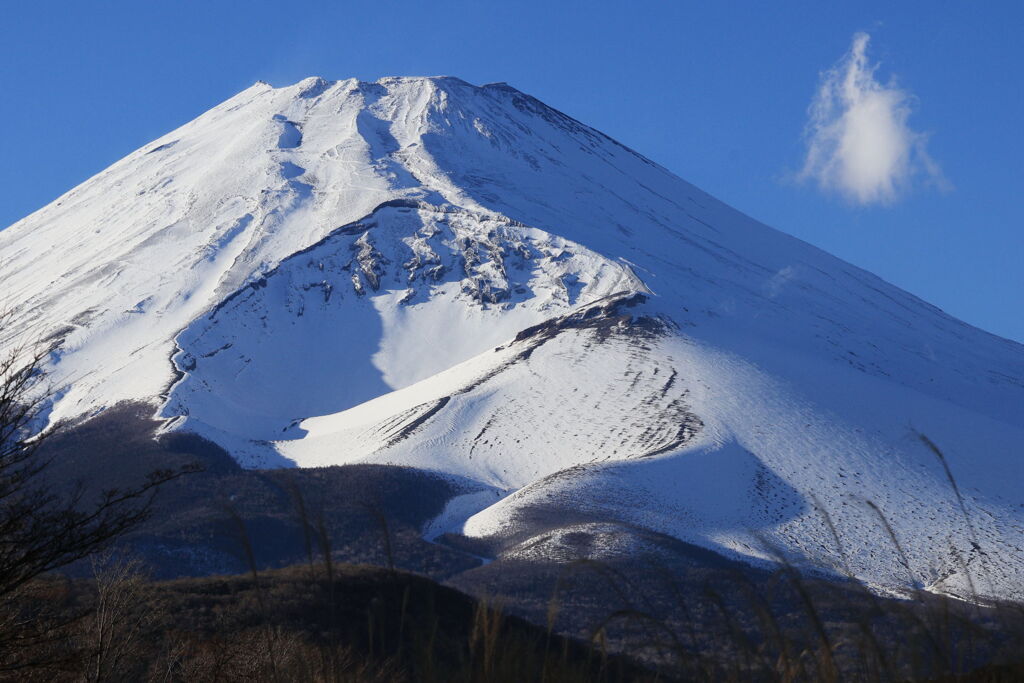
left=0, top=331, right=198, bottom=668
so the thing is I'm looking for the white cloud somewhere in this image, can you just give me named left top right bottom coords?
left=763, top=265, right=796, bottom=299
left=800, top=32, right=946, bottom=205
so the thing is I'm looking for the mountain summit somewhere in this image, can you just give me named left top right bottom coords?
left=2, top=76, right=1022, bottom=598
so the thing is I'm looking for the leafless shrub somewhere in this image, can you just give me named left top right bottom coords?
left=0, top=328, right=197, bottom=675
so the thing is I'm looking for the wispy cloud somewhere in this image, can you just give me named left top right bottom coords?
left=800, top=32, right=946, bottom=205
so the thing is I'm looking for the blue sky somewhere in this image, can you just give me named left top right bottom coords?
left=1, top=1, right=1021, bottom=342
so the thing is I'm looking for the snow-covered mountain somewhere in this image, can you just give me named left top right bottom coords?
left=2, top=76, right=1022, bottom=599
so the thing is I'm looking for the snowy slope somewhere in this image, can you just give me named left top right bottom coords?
left=1, top=76, right=1022, bottom=599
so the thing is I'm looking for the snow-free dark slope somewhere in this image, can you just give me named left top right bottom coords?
left=1, top=76, right=1022, bottom=599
